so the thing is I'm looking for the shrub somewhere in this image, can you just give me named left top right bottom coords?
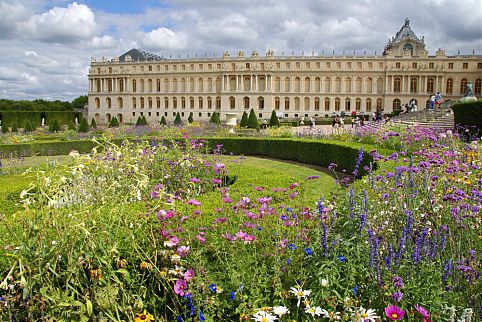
left=109, top=116, right=119, bottom=128
left=160, top=116, right=167, bottom=126
left=11, top=122, right=18, bottom=133
left=79, top=117, right=89, bottom=133
left=141, top=115, right=148, bottom=125
left=240, top=111, right=248, bottom=128
left=24, top=120, right=35, bottom=132
left=269, top=110, right=280, bottom=127
left=67, top=120, right=76, bottom=131
left=174, top=113, right=182, bottom=126
left=188, top=113, right=194, bottom=123
left=247, top=109, right=259, bottom=129
left=136, top=116, right=148, bottom=126
left=48, top=119, right=61, bottom=132
left=2, top=123, right=9, bottom=134
left=209, top=112, right=221, bottom=125
left=453, top=99, right=482, bottom=138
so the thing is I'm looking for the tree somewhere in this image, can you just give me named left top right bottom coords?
left=209, top=112, right=221, bottom=125
left=109, top=116, right=119, bottom=128
left=188, top=113, right=194, bottom=123
left=136, top=116, right=147, bottom=126
left=90, top=118, right=97, bottom=129
left=160, top=116, right=167, bottom=126
left=174, top=112, right=182, bottom=126
left=71, top=95, right=88, bottom=109
left=269, top=110, right=280, bottom=127
left=11, top=122, right=18, bottom=133
left=1, top=123, right=8, bottom=134
left=24, top=120, right=35, bottom=132
left=247, top=109, right=259, bottom=129
left=79, top=117, right=89, bottom=132
left=68, top=120, right=77, bottom=131
left=240, top=111, right=248, bottom=128
left=49, top=119, right=61, bottom=132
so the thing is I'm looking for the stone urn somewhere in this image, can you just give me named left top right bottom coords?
left=225, top=113, right=238, bottom=134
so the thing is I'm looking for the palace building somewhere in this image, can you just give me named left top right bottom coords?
left=87, top=19, right=482, bottom=124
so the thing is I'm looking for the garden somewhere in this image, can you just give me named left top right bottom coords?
left=0, top=115, right=480, bottom=321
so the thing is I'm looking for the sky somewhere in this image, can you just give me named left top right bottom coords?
left=0, top=0, right=481, bottom=101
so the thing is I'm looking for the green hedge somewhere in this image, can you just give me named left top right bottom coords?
left=452, top=100, right=482, bottom=137
left=203, top=137, right=376, bottom=177
left=0, top=111, right=82, bottom=128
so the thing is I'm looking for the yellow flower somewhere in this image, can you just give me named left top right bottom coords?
left=89, top=268, right=103, bottom=279
left=134, top=310, right=154, bottom=322
left=139, top=261, right=153, bottom=270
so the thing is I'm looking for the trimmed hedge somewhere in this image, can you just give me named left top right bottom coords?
left=453, top=100, right=482, bottom=137
left=0, top=111, right=81, bottom=128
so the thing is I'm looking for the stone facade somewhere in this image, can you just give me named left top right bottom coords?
left=88, top=19, right=482, bottom=124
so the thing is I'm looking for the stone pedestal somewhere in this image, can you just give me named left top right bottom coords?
left=225, top=113, right=237, bottom=134
left=460, top=96, right=477, bottom=103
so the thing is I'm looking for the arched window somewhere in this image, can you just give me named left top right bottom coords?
left=304, top=97, right=310, bottom=111
left=148, top=97, right=153, bottom=109
left=274, top=77, right=280, bottom=92
left=107, top=79, right=113, bottom=92
left=376, top=78, right=383, bottom=94
left=119, top=79, right=124, bottom=92
left=190, top=97, right=195, bottom=109
left=355, top=98, right=361, bottom=111
left=156, top=79, right=161, bottom=92
left=156, top=97, right=161, bottom=109
left=314, top=97, right=320, bottom=111
left=366, top=98, right=372, bottom=112
left=229, top=77, right=236, bottom=91
left=345, top=98, right=351, bottom=111
left=198, top=97, right=203, bottom=109
left=106, top=97, right=112, bottom=109
left=117, top=113, right=123, bottom=123
left=393, top=98, right=401, bottom=112
left=324, top=77, right=331, bottom=92
left=335, top=77, right=341, bottom=93
left=394, top=77, right=401, bottom=93
left=148, top=79, right=153, bottom=92
left=294, top=77, right=301, bottom=92
left=284, top=77, right=291, bottom=92
left=132, top=98, right=136, bottom=109
left=324, top=97, right=330, bottom=111
left=215, top=97, right=221, bottom=109
left=181, top=97, right=186, bottom=109
left=366, top=77, right=373, bottom=94
left=132, top=79, right=137, bottom=93
left=274, top=97, right=280, bottom=110
left=140, top=79, right=145, bottom=92
left=95, top=97, right=100, bottom=109
left=140, top=97, right=145, bottom=109
left=314, top=77, right=321, bottom=92
left=164, top=97, right=169, bottom=109
left=345, top=77, right=352, bottom=93
left=427, top=77, right=435, bottom=94
left=258, top=96, right=264, bottom=110
left=304, top=77, right=311, bottom=92
left=376, top=98, right=382, bottom=110
left=294, top=97, right=300, bottom=110
left=198, top=78, right=204, bottom=92
left=410, top=77, right=418, bottom=93
left=173, top=97, right=177, bottom=109
left=284, top=97, right=290, bottom=110
left=117, top=97, right=123, bottom=108
left=106, top=113, right=112, bottom=123
left=207, top=97, right=212, bottom=109
left=335, top=98, right=340, bottom=111
left=96, top=79, right=101, bottom=92
left=460, top=78, right=467, bottom=95
left=475, top=79, right=482, bottom=95
left=243, top=97, right=250, bottom=110
left=355, top=77, right=362, bottom=94
left=446, top=78, right=453, bottom=95
left=229, top=96, right=235, bottom=109
left=94, top=113, right=100, bottom=124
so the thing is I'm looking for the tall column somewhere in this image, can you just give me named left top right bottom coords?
left=250, top=76, right=253, bottom=92
left=221, top=75, right=225, bottom=91
left=385, top=77, right=389, bottom=94
left=265, top=76, right=268, bottom=92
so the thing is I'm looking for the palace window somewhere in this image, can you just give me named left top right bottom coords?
left=394, top=77, right=401, bottom=93
left=284, top=97, right=290, bottom=110
left=412, top=62, right=417, bottom=69
left=463, top=62, right=468, bottom=69
left=324, top=97, right=330, bottom=111
left=366, top=98, right=372, bottom=112
left=475, top=79, right=482, bottom=95
left=393, top=98, right=401, bottom=112
left=460, top=79, right=467, bottom=95
left=478, top=63, right=482, bottom=69
left=275, top=97, right=280, bottom=110
left=355, top=98, right=361, bottom=111
left=314, top=97, right=320, bottom=111
left=429, top=62, right=434, bottom=69
left=427, top=77, right=435, bottom=93
left=448, top=63, right=454, bottom=69
left=396, top=62, right=401, bottom=69
left=410, top=77, right=418, bottom=93
left=345, top=98, right=351, bottom=111
left=446, top=78, right=453, bottom=95
left=334, top=98, right=340, bottom=111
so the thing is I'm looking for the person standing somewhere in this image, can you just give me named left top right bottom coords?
left=310, top=116, right=315, bottom=129
left=429, top=94, right=435, bottom=110
left=435, top=91, right=442, bottom=110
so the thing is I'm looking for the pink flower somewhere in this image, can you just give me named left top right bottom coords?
left=193, top=210, right=201, bottom=215
left=169, top=236, right=180, bottom=247
left=385, top=305, right=405, bottom=321
left=235, top=231, right=247, bottom=239
left=213, top=163, right=226, bottom=174
left=190, top=178, right=201, bottom=183
left=212, top=178, right=222, bottom=184
left=196, top=235, right=206, bottom=243
left=223, top=197, right=233, bottom=203
left=174, top=279, right=188, bottom=296
left=255, top=186, right=265, bottom=191
left=177, top=245, right=190, bottom=258
left=288, top=191, right=299, bottom=199
left=289, top=182, right=299, bottom=189
left=243, top=235, right=256, bottom=244
left=156, top=210, right=174, bottom=221
left=180, top=216, right=189, bottom=223
left=415, top=305, right=431, bottom=321
left=213, top=217, right=228, bottom=224
left=221, top=232, right=237, bottom=241
left=186, top=199, right=201, bottom=206
left=184, top=269, right=195, bottom=281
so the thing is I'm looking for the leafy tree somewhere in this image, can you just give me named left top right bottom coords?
left=1, top=123, right=8, bottom=134
left=247, top=109, right=259, bottom=129
left=160, top=116, right=167, bottom=126
left=68, top=120, right=77, bottom=131
left=141, top=116, right=148, bottom=125
left=269, top=110, right=280, bottom=127
left=90, top=118, right=97, bottom=129
left=188, top=113, right=194, bottom=123
left=11, top=122, right=18, bottom=133
left=49, top=119, right=61, bottom=132
left=24, top=120, right=35, bottom=132
left=109, top=117, right=119, bottom=128
left=240, top=111, right=248, bottom=128
left=174, top=113, right=182, bottom=126
left=209, top=112, right=221, bottom=125
left=71, top=95, right=88, bottom=109
left=79, top=118, right=89, bottom=132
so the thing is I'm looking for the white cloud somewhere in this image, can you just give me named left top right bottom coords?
left=20, top=2, right=96, bottom=43
left=0, top=1, right=27, bottom=38
left=141, top=27, right=188, bottom=50
left=87, top=35, right=118, bottom=49
left=196, top=14, right=259, bottom=45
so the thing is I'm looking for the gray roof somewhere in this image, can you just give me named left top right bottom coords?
left=119, top=48, right=163, bottom=62
left=393, top=18, right=421, bottom=43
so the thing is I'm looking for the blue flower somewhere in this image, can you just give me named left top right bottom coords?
left=337, top=255, right=346, bottom=262
left=209, top=284, right=217, bottom=293
left=352, top=285, right=360, bottom=297
left=230, top=291, right=236, bottom=301
left=280, top=215, right=288, bottom=221
left=287, top=258, right=291, bottom=265
left=200, top=311, right=205, bottom=321
left=305, top=248, right=313, bottom=255
left=257, top=226, right=262, bottom=231
left=288, top=243, right=297, bottom=250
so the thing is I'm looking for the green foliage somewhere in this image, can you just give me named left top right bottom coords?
left=247, top=109, right=259, bottom=129
left=0, top=98, right=74, bottom=111
left=109, top=117, right=119, bottom=128
left=269, top=110, right=280, bottom=127
left=453, top=99, right=482, bottom=138
left=71, top=95, right=88, bottom=109
left=48, top=119, right=61, bottom=133
left=67, top=121, right=76, bottom=131
left=79, top=118, right=89, bottom=133
left=90, top=118, right=97, bottom=129
left=24, top=120, right=35, bottom=132
left=2, top=123, right=9, bottom=133
left=239, top=111, right=248, bottom=128
left=209, top=112, right=221, bottom=125
left=160, top=116, right=167, bottom=126
left=11, top=122, right=18, bottom=133
left=136, top=116, right=148, bottom=126
left=188, top=113, right=194, bottom=123
left=174, top=112, right=182, bottom=126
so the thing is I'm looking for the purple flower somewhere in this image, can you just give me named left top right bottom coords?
left=186, top=199, right=201, bottom=206
left=174, top=279, right=188, bottom=296
left=391, top=291, right=403, bottom=302
left=392, top=276, right=404, bottom=289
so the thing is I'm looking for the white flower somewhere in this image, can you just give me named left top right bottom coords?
left=272, top=306, right=289, bottom=317
left=305, top=306, right=328, bottom=317
left=252, top=310, right=278, bottom=322
left=289, top=286, right=311, bottom=307
left=352, top=307, right=379, bottom=322
left=321, top=278, right=329, bottom=287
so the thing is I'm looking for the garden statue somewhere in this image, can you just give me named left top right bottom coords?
left=41, top=117, right=45, bottom=126
left=460, top=81, right=477, bottom=102
left=75, top=117, right=79, bottom=125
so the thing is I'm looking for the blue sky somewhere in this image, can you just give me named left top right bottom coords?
left=0, top=0, right=481, bottom=100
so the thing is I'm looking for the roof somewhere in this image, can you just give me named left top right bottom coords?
left=392, top=18, right=421, bottom=43
left=119, top=48, right=163, bottom=62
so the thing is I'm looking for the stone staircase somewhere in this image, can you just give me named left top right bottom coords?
left=390, top=108, right=454, bottom=130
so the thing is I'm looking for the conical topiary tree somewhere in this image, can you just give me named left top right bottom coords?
left=49, top=119, right=61, bottom=132
left=141, top=115, right=148, bottom=125
left=11, top=122, right=18, bottom=133
left=1, top=123, right=8, bottom=134
left=68, top=120, right=76, bottom=131
left=188, top=113, right=194, bottom=123
left=240, top=111, right=248, bottom=128
left=90, top=118, right=97, bottom=129
left=135, top=116, right=142, bottom=126
left=79, top=117, right=89, bottom=133
left=174, top=112, right=182, bottom=126
left=269, top=110, right=280, bottom=127
left=24, top=120, right=34, bottom=132
left=160, top=116, right=167, bottom=126
left=247, top=109, right=259, bottom=129
left=109, top=116, right=119, bottom=128
left=209, top=112, right=221, bottom=125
